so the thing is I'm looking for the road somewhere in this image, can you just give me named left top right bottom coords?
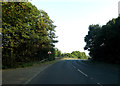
left=28, top=60, right=120, bottom=85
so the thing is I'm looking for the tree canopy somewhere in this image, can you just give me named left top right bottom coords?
left=61, top=51, right=88, bottom=59
left=84, top=17, right=120, bottom=64
left=2, top=2, right=58, bottom=68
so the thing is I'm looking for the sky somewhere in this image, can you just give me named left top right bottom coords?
left=29, top=0, right=119, bottom=55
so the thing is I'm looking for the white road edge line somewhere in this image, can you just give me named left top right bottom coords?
left=77, top=69, right=88, bottom=77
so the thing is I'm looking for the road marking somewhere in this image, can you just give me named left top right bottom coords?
left=77, top=69, right=88, bottom=77
left=72, top=61, right=103, bottom=86
left=77, top=68, right=103, bottom=86
left=72, top=65, right=76, bottom=69
left=72, top=64, right=88, bottom=77
left=97, top=82, right=103, bottom=86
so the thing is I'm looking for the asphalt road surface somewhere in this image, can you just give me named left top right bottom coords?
left=28, top=60, right=120, bottom=85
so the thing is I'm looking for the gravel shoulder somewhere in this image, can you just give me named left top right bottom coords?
left=2, top=59, right=60, bottom=84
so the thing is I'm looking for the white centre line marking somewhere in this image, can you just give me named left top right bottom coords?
left=72, top=62, right=103, bottom=86
left=97, top=82, right=103, bottom=86
left=77, top=69, right=88, bottom=77
left=72, top=65, right=76, bottom=69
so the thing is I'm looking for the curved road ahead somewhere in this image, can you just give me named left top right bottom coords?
left=28, top=60, right=120, bottom=85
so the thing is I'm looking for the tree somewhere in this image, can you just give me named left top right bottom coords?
left=84, top=17, right=120, bottom=64
left=2, top=2, right=58, bottom=68
left=55, top=48, right=61, bottom=57
left=61, top=51, right=88, bottom=59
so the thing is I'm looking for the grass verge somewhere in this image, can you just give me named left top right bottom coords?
left=2, top=58, right=61, bottom=70
left=61, top=58, right=78, bottom=60
left=61, top=57, right=87, bottom=60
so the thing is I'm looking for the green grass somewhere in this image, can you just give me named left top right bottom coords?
left=60, top=57, right=88, bottom=60
left=18, top=62, right=34, bottom=68
left=32, top=60, right=56, bottom=66
left=61, top=57, right=79, bottom=60
left=2, top=59, right=61, bottom=70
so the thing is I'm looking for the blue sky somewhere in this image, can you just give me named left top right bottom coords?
left=29, top=0, right=119, bottom=55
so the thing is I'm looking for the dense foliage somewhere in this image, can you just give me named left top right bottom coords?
left=2, top=2, right=58, bottom=68
left=61, top=51, right=88, bottom=59
left=55, top=48, right=61, bottom=57
left=84, top=17, right=120, bottom=64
